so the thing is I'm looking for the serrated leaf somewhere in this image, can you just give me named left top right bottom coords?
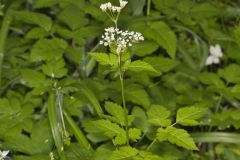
left=15, top=11, right=52, bottom=31
left=21, top=69, right=50, bottom=88
left=25, top=27, right=49, bottom=39
left=110, top=146, right=138, bottom=160
left=125, top=84, right=150, bottom=108
left=144, top=57, right=178, bottom=72
left=132, top=40, right=159, bottom=57
left=129, top=128, right=141, bottom=142
left=125, top=60, right=158, bottom=73
left=157, top=127, right=198, bottom=150
left=58, top=5, right=88, bottom=30
left=199, top=72, right=225, bottom=89
left=93, top=119, right=126, bottom=145
left=218, top=64, right=240, bottom=83
left=145, top=22, right=177, bottom=59
left=147, top=105, right=171, bottom=127
left=91, top=52, right=118, bottom=67
left=31, top=38, right=68, bottom=61
left=176, top=106, right=207, bottom=126
left=132, top=107, right=149, bottom=133
left=104, top=101, right=125, bottom=126
left=42, top=58, right=68, bottom=78
left=4, top=119, right=53, bottom=155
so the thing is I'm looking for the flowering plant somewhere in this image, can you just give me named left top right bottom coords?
left=0, top=0, right=239, bottom=160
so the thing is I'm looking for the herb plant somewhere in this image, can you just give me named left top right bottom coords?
left=0, top=0, right=240, bottom=160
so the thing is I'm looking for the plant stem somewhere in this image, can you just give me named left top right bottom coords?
left=118, top=53, right=129, bottom=145
left=0, top=8, right=13, bottom=87
left=147, top=138, right=157, bottom=151
left=147, top=0, right=151, bottom=16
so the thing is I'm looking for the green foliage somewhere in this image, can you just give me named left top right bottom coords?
left=0, top=0, right=240, bottom=159
left=145, top=22, right=177, bottom=59
left=31, top=38, right=68, bottom=61
left=176, top=106, right=207, bottom=126
left=157, top=127, right=198, bottom=150
left=124, top=60, right=158, bottom=73
left=14, top=11, right=52, bottom=31
left=147, top=105, right=171, bottom=127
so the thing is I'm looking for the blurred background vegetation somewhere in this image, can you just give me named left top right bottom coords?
left=0, top=0, right=240, bottom=160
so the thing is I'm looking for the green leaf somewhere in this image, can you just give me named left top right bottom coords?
left=34, top=0, right=58, bottom=8
left=91, top=52, right=118, bottom=67
left=199, top=72, right=225, bottom=89
left=80, top=85, right=104, bottom=117
left=58, top=5, right=88, bottom=30
left=47, top=93, right=67, bottom=160
left=132, top=41, right=159, bottom=57
left=64, top=111, right=92, bottom=151
left=4, top=119, right=53, bottom=155
left=65, top=47, right=83, bottom=64
left=176, top=106, right=207, bottom=126
left=146, top=22, right=177, bottom=59
left=15, top=11, right=52, bottom=31
left=14, top=155, right=50, bottom=160
left=218, top=64, right=240, bottom=83
left=233, top=26, right=240, bottom=47
left=92, top=119, right=126, bottom=145
left=191, top=132, right=240, bottom=144
left=144, top=56, right=178, bottom=72
left=125, top=84, right=150, bottom=109
left=147, top=105, right=171, bottom=127
left=42, top=58, right=68, bottom=78
left=129, top=128, right=141, bottom=142
left=110, top=146, right=138, bottom=160
left=125, top=60, right=158, bottom=73
left=132, top=107, right=149, bottom=133
left=104, top=101, right=125, bottom=126
left=25, top=27, right=49, bottom=39
left=31, top=38, right=68, bottom=61
left=135, top=151, right=164, bottom=160
left=21, top=69, right=50, bottom=88
left=129, top=0, right=145, bottom=16
left=157, top=127, right=198, bottom=150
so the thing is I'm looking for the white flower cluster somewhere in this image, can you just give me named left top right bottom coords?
left=100, top=0, right=128, bottom=13
left=0, top=150, right=9, bottom=160
left=100, top=27, right=144, bottom=54
left=205, top=44, right=223, bottom=66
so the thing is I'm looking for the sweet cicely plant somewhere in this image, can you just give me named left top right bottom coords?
left=90, top=0, right=208, bottom=159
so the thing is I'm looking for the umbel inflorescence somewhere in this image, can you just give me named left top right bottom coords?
left=99, top=0, right=144, bottom=55
left=100, top=0, right=128, bottom=13
left=100, top=27, right=144, bottom=54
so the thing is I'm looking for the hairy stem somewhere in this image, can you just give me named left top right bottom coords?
left=0, top=8, right=13, bottom=87
left=118, top=53, right=129, bottom=145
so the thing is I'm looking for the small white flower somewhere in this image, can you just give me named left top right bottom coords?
left=0, top=150, right=9, bottom=160
left=100, top=4, right=107, bottom=11
left=210, top=44, right=223, bottom=58
left=205, top=55, right=220, bottom=66
left=205, top=44, right=223, bottom=66
left=100, top=1, right=127, bottom=13
left=119, top=0, right=128, bottom=8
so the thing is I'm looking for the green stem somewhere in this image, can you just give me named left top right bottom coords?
left=64, top=111, right=93, bottom=151
left=147, top=0, right=151, bottom=16
left=118, top=53, right=129, bottom=145
left=47, top=92, right=67, bottom=160
left=0, top=8, right=13, bottom=87
left=147, top=138, right=157, bottom=151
